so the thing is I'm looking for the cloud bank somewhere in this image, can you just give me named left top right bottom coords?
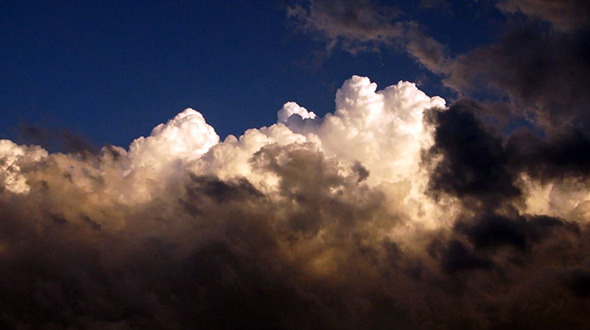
left=1, top=76, right=590, bottom=329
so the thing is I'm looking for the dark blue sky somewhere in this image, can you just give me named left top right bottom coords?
left=1, top=0, right=503, bottom=148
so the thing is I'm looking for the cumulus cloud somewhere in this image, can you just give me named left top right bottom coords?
left=129, top=108, right=219, bottom=171
left=1, top=76, right=590, bottom=328
left=277, top=101, right=317, bottom=124
left=283, top=0, right=590, bottom=324
left=0, top=140, right=47, bottom=194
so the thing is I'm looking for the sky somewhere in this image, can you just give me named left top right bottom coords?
left=2, top=0, right=501, bottom=148
left=1, top=0, right=590, bottom=329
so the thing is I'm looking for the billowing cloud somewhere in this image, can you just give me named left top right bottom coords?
left=1, top=76, right=590, bottom=328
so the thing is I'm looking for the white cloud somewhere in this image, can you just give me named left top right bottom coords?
left=0, top=140, right=48, bottom=194
left=277, top=101, right=317, bottom=123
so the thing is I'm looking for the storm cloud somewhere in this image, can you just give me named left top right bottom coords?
left=1, top=74, right=590, bottom=328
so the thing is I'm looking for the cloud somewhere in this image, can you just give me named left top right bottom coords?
left=288, top=0, right=450, bottom=72
left=421, top=98, right=590, bottom=326
left=277, top=101, right=317, bottom=124
left=424, top=99, right=520, bottom=209
left=287, top=0, right=403, bottom=52
left=444, top=26, right=590, bottom=132
left=404, top=23, right=449, bottom=74
left=289, top=0, right=590, bottom=139
left=1, top=76, right=590, bottom=328
left=276, top=0, right=590, bottom=324
left=506, top=128, right=590, bottom=181
left=497, top=0, right=590, bottom=31
left=420, top=0, right=451, bottom=10
left=424, top=98, right=590, bottom=221
left=289, top=0, right=590, bottom=143
left=0, top=140, right=47, bottom=194
left=129, top=108, right=219, bottom=171
left=19, top=126, right=97, bottom=154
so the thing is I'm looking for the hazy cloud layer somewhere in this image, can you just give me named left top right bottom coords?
left=2, top=76, right=590, bottom=328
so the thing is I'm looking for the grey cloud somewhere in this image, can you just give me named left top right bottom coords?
left=444, top=26, right=590, bottom=132
left=288, top=0, right=403, bottom=53
left=497, top=0, right=590, bottom=31
left=288, top=0, right=449, bottom=72
left=19, top=125, right=98, bottom=155
left=404, top=23, right=449, bottom=73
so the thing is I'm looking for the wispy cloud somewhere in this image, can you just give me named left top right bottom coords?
left=288, top=0, right=450, bottom=72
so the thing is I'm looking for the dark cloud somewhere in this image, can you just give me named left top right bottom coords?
left=0, top=143, right=411, bottom=329
left=497, top=0, right=590, bottom=31
left=288, top=0, right=449, bottom=72
left=424, top=100, right=520, bottom=207
left=423, top=98, right=590, bottom=314
left=444, top=26, right=590, bottom=132
left=287, top=0, right=403, bottom=53
left=425, top=98, right=590, bottom=213
left=19, top=125, right=98, bottom=154
left=455, top=213, right=579, bottom=252
left=185, top=174, right=264, bottom=204
left=506, top=128, right=590, bottom=181
left=439, top=239, right=494, bottom=273
left=2, top=123, right=590, bottom=328
left=564, top=269, right=590, bottom=298
left=352, top=161, right=370, bottom=182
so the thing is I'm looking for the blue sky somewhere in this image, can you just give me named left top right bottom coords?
left=1, top=0, right=504, bottom=148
